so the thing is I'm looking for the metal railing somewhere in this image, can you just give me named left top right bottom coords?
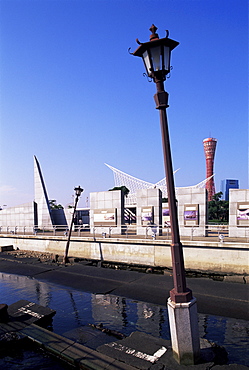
left=0, top=224, right=248, bottom=242
left=0, top=225, right=88, bottom=236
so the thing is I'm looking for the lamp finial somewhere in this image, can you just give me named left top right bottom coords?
left=149, top=24, right=159, bottom=41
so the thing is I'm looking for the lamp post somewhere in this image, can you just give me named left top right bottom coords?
left=132, top=25, right=200, bottom=365
left=64, top=186, right=84, bottom=263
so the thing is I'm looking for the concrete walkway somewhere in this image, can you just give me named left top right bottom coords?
left=1, top=303, right=248, bottom=370
left=0, top=252, right=249, bottom=369
left=0, top=252, right=248, bottom=321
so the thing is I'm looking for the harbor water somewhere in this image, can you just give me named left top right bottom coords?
left=0, top=272, right=248, bottom=367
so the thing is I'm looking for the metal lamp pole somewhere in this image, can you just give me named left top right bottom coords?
left=154, top=79, right=192, bottom=303
left=64, top=186, right=84, bottom=263
left=132, top=25, right=200, bottom=364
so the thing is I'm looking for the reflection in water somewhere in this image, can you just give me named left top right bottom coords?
left=68, top=291, right=81, bottom=327
left=0, top=272, right=248, bottom=366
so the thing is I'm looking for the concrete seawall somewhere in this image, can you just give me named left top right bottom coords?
left=0, top=235, right=248, bottom=275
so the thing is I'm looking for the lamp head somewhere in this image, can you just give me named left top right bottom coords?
left=74, top=186, right=84, bottom=197
left=132, top=25, right=179, bottom=82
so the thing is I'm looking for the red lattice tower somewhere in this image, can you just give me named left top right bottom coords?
left=203, top=138, right=217, bottom=201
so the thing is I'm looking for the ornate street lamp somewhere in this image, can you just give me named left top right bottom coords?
left=131, top=25, right=200, bottom=365
left=133, top=25, right=178, bottom=81
left=63, top=186, right=84, bottom=263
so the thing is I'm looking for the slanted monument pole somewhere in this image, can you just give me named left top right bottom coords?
left=131, top=25, right=200, bottom=365
left=64, top=186, right=83, bottom=264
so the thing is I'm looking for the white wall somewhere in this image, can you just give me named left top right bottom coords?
left=0, top=202, right=35, bottom=229
left=90, top=190, right=125, bottom=235
left=0, top=235, right=247, bottom=275
left=177, top=188, right=207, bottom=237
left=229, top=189, right=249, bottom=238
left=136, top=188, right=162, bottom=236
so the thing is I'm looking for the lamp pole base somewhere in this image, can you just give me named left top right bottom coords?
left=167, top=297, right=200, bottom=365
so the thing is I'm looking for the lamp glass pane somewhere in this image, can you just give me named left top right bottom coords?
left=142, top=50, right=151, bottom=75
left=75, top=187, right=83, bottom=196
left=150, top=46, right=161, bottom=71
left=163, top=46, right=170, bottom=71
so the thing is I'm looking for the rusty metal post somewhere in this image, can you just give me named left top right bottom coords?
left=131, top=25, right=200, bottom=365
left=63, top=186, right=83, bottom=263
left=154, top=79, right=192, bottom=303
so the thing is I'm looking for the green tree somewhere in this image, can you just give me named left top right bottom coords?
left=109, top=186, right=130, bottom=197
left=208, top=192, right=229, bottom=222
left=49, top=199, right=64, bottom=210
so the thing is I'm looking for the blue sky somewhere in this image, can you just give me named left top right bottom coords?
left=0, top=0, right=248, bottom=208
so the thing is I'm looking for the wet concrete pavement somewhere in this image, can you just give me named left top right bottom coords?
left=0, top=251, right=249, bottom=369
left=0, top=252, right=248, bottom=321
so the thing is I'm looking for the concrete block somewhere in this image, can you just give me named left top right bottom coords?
left=21, top=323, right=74, bottom=352
left=1, top=245, right=14, bottom=252
left=3, top=321, right=27, bottom=332
left=229, top=202, right=237, bottom=216
left=230, top=189, right=246, bottom=202
left=223, top=275, right=245, bottom=284
left=0, top=304, right=8, bottom=322
left=112, top=200, right=120, bottom=208
left=98, top=331, right=171, bottom=369
left=167, top=297, right=200, bottom=365
left=79, top=349, right=116, bottom=369
left=97, top=201, right=105, bottom=209
left=97, top=192, right=105, bottom=201
left=178, top=194, right=191, bottom=204
left=60, top=342, right=95, bottom=366
left=111, top=190, right=121, bottom=200
left=147, top=188, right=158, bottom=198
left=90, top=201, right=96, bottom=210
left=137, top=189, right=147, bottom=198
left=107, top=359, right=137, bottom=369
left=8, top=300, right=56, bottom=325
left=90, top=193, right=96, bottom=203
left=176, top=188, right=185, bottom=195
